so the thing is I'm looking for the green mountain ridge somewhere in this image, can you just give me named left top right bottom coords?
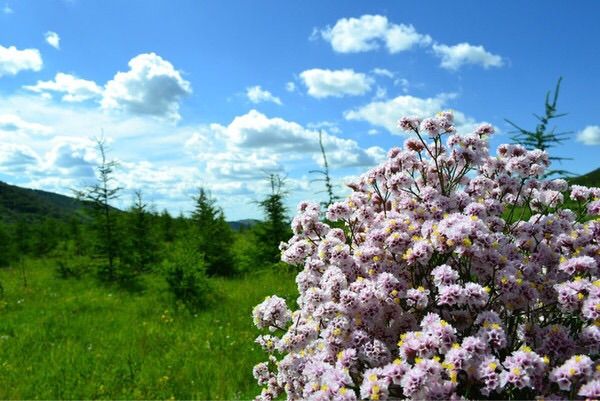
left=567, top=167, right=600, bottom=187
left=0, top=181, right=260, bottom=229
left=0, top=181, right=84, bottom=222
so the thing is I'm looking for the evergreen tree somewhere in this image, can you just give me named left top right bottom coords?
left=191, top=188, right=235, bottom=276
left=506, top=77, right=573, bottom=177
left=255, top=174, right=291, bottom=264
left=67, top=215, right=86, bottom=256
left=310, top=130, right=340, bottom=209
left=0, top=221, right=12, bottom=267
left=74, top=137, right=122, bottom=281
left=123, top=191, right=158, bottom=273
left=13, top=219, right=31, bottom=256
left=162, top=240, right=211, bottom=310
left=159, top=209, right=176, bottom=242
left=31, top=218, right=60, bottom=257
left=13, top=219, right=30, bottom=287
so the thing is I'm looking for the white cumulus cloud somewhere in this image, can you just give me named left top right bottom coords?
left=24, top=72, right=102, bottom=102
left=300, top=68, right=373, bottom=98
left=0, top=45, right=43, bottom=77
left=246, top=85, right=282, bottom=105
left=44, top=31, right=60, bottom=49
left=102, top=53, right=191, bottom=121
left=0, top=114, right=53, bottom=136
left=432, top=42, right=503, bottom=70
left=42, top=137, right=98, bottom=178
left=206, top=109, right=384, bottom=168
left=0, top=143, right=40, bottom=173
left=577, top=125, right=600, bottom=145
left=320, top=15, right=431, bottom=53
left=344, top=94, right=485, bottom=135
left=372, top=68, right=394, bottom=78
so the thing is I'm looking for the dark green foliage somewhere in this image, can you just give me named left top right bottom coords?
left=0, top=180, right=85, bottom=223
left=162, top=242, right=212, bottom=310
left=121, top=191, right=160, bottom=273
left=30, top=218, right=64, bottom=257
left=158, top=209, right=176, bottom=242
left=254, top=174, right=291, bottom=265
left=66, top=216, right=90, bottom=256
left=74, top=138, right=123, bottom=282
left=54, top=257, right=89, bottom=279
left=51, top=237, right=95, bottom=280
left=0, top=221, right=11, bottom=267
left=506, top=77, right=573, bottom=177
left=231, top=228, right=262, bottom=274
left=13, top=219, right=31, bottom=255
left=191, top=188, right=235, bottom=276
left=55, top=259, right=80, bottom=279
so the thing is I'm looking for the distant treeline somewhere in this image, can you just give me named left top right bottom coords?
left=0, top=142, right=292, bottom=310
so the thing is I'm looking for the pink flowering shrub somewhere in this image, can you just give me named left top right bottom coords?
left=251, top=112, right=600, bottom=400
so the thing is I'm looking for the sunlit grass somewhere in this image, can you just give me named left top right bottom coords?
left=0, top=260, right=297, bottom=400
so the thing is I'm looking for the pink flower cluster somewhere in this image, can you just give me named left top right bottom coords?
left=252, top=112, right=600, bottom=400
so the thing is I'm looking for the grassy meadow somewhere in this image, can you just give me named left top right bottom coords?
left=0, top=259, right=297, bottom=400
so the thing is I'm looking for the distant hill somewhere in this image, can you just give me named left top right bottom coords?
left=568, top=167, right=600, bottom=188
left=0, top=181, right=85, bottom=222
left=227, top=219, right=260, bottom=231
left=0, top=181, right=262, bottom=229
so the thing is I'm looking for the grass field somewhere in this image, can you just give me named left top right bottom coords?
left=0, top=260, right=297, bottom=400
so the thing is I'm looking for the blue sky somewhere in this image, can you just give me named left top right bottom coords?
left=1, top=1, right=599, bottom=219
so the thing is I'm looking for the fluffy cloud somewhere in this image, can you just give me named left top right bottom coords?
left=0, top=45, right=43, bottom=77
left=24, top=73, right=102, bottom=102
left=206, top=109, right=384, bottom=168
left=300, top=68, right=373, bottom=98
left=44, top=31, right=60, bottom=49
left=577, top=125, right=600, bottom=145
left=246, top=85, right=282, bottom=105
left=372, top=68, right=394, bottom=78
left=115, top=161, right=201, bottom=200
left=432, top=43, right=503, bottom=70
left=285, top=82, right=296, bottom=92
left=324, top=146, right=386, bottom=168
left=0, top=114, right=53, bottom=136
left=344, top=94, right=484, bottom=135
left=0, top=91, right=384, bottom=219
left=0, top=143, right=39, bottom=173
left=319, top=15, right=431, bottom=53
left=102, top=53, right=191, bottom=121
left=205, top=152, right=282, bottom=180
left=307, top=121, right=341, bottom=135
left=42, top=138, right=97, bottom=178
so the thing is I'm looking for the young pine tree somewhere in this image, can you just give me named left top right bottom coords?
left=123, top=191, right=159, bottom=273
left=506, top=77, right=573, bottom=177
left=310, top=130, right=340, bottom=209
left=74, top=137, right=122, bottom=281
left=13, top=219, right=30, bottom=287
left=191, top=188, right=235, bottom=276
left=159, top=209, right=176, bottom=242
left=255, top=174, right=291, bottom=265
left=67, top=215, right=87, bottom=256
left=31, top=218, right=60, bottom=257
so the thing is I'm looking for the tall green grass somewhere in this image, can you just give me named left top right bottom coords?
left=0, top=260, right=297, bottom=399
